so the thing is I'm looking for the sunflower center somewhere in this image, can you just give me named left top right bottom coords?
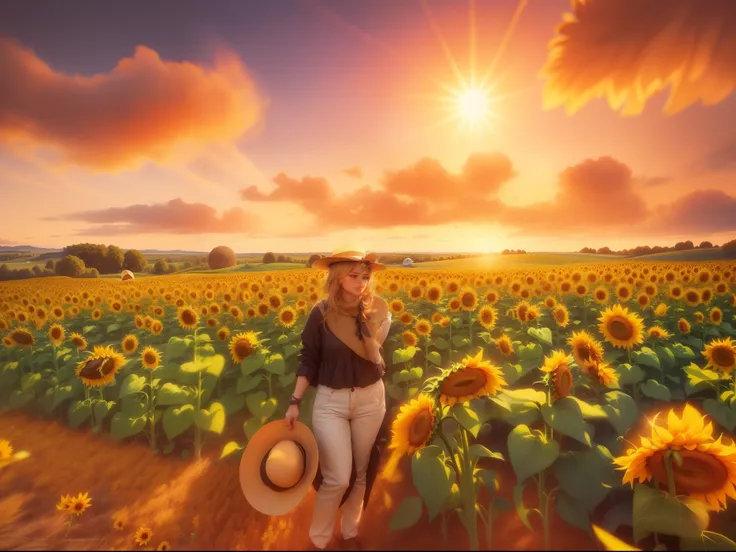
left=11, top=331, right=33, bottom=345
left=554, top=368, right=573, bottom=398
left=409, top=409, right=433, bottom=447
left=234, top=339, right=254, bottom=359
left=648, top=450, right=729, bottom=494
left=181, top=310, right=197, bottom=325
left=712, top=346, right=736, bottom=367
left=441, top=368, right=485, bottom=396
left=608, top=317, right=633, bottom=341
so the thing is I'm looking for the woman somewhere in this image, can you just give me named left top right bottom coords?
left=285, top=251, right=392, bottom=551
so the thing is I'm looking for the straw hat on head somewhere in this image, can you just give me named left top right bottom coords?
left=311, top=250, right=386, bottom=272
left=239, top=420, right=319, bottom=516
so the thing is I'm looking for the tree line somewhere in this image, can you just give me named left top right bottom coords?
left=579, top=239, right=736, bottom=257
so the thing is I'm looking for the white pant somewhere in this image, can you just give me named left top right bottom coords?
left=309, top=379, right=386, bottom=548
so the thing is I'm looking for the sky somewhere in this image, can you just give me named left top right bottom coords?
left=0, top=0, right=735, bottom=254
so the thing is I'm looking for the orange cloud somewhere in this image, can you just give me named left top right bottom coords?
left=340, top=166, right=364, bottom=179
left=49, top=198, right=260, bottom=235
left=0, top=36, right=267, bottom=170
left=643, top=189, right=736, bottom=234
left=240, top=152, right=515, bottom=232
left=540, top=0, right=736, bottom=115
left=0, top=238, right=19, bottom=245
left=496, top=156, right=650, bottom=235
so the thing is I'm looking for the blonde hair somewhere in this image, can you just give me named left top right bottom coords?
left=319, top=261, right=376, bottom=328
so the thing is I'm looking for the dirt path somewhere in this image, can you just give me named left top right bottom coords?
left=0, top=412, right=598, bottom=551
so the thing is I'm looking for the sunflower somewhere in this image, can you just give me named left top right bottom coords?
left=636, top=293, right=650, bottom=310
left=56, top=494, right=72, bottom=512
left=399, top=311, right=414, bottom=324
left=217, top=326, right=230, bottom=341
left=477, top=305, right=497, bottom=330
left=413, top=318, right=432, bottom=337
left=458, top=287, right=478, bottom=311
left=91, top=308, right=102, bottom=320
left=278, top=306, right=297, bottom=328
left=113, top=516, right=125, bottom=531
left=389, top=299, right=405, bottom=314
left=157, top=541, right=171, bottom=551
left=544, top=295, right=557, bottom=309
left=647, top=325, right=672, bottom=340
left=613, top=403, right=736, bottom=511
left=48, top=324, right=65, bottom=347
left=684, top=288, right=701, bottom=307
left=69, top=332, right=87, bottom=350
left=567, top=330, right=604, bottom=370
left=425, top=284, right=443, bottom=303
left=702, top=337, right=736, bottom=374
left=552, top=304, right=569, bottom=327
left=177, top=306, right=199, bottom=331
left=592, top=286, right=609, bottom=304
left=134, top=526, right=154, bottom=547
left=587, top=362, right=619, bottom=387
left=678, top=318, right=691, bottom=334
left=75, top=345, right=126, bottom=388
left=121, top=334, right=139, bottom=355
left=709, top=307, right=723, bottom=325
left=540, top=350, right=573, bottom=400
left=438, top=349, right=506, bottom=407
left=597, top=304, right=644, bottom=350
left=141, top=346, right=161, bottom=370
left=151, top=320, right=164, bottom=336
left=381, top=394, right=437, bottom=479
left=9, top=328, right=34, bottom=348
left=496, top=334, right=514, bottom=357
left=229, top=331, right=262, bottom=363
left=402, top=330, right=418, bottom=347
left=68, top=492, right=92, bottom=516
left=1, top=336, right=11, bottom=348
left=653, top=303, right=668, bottom=317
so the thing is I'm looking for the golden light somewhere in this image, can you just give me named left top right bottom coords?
left=416, top=0, right=530, bottom=136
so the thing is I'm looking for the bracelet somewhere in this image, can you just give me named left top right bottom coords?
left=289, top=395, right=302, bottom=406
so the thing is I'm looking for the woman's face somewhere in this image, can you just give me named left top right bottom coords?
left=341, top=264, right=371, bottom=297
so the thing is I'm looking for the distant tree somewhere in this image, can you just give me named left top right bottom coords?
left=153, top=259, right=169, bottom=274
left=208, top=245, right=237, bottom=270
left=674, top=240, right=694, bottom=251
left=307, top=253, right=321, bottom=267
left=721, top=239, right=736, bottom=257
left=45, top=259, right=56, bottom=270
left=597, top=246, right=611, bottom=254
left=84, top=268, right=100, bottom=278
left=103, top=244, right=125, bottom=274
left=55, top=255, right=86, bottom=278
left=699, top=241, right=713, bottom=249
left=263, top=252, right=276, bottom=264
left=123, top=249, right=147, bottom=272
left=32, top=265, right=43, bottom=276
left=63, top=243, right=107, bottom=271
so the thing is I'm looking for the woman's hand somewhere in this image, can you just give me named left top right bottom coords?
left=285, top=404, right=299, bottom=430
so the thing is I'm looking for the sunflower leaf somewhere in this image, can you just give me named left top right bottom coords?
left=393, top=346, right=419, bottom=364
left=162, top=404, right=196, bottom=440
left=632, top=484, right=709, bottom=543
left=241, top=352, right=267, bottom=376
left=412, top=446, right=454, bottom=521
left=681, top=531, right=736, bottom=551
left=263, top=354, right=285, bottom=376
left=219, top=441, right=244, bottom=460
left=388, top=496, right=423, bottom=532
left=527, top=327, right=553, bottom=347
left=640, top=379, right=671, bottom=401
left=427, top=351, right=443, bottom=367
left=541, top=398, right=592, bottom=447
left=555, top=491, right=592, bottom=536
left=632, top=348, right=661, bottom=370
left=602, top=391, right=639, bottom=435
left=553, top=446, right=617, bottom=513
left=512, top=480, right=535, bottom=531
left=671, top=343, right=696, bottom=360
left=452, top=404, right=482, bottom=438
left=432, top=337, right=449, bottom=350
left=507, top=424, right=560, bottom=482
left=157, top=382, right=194, bottom=406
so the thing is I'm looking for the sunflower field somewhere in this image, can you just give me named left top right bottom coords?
left=2, top=261, right=736, bottom=551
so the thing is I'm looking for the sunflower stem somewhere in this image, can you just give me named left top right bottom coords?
left=458, top=427, right=479, bottom=551
left=52, top=344, right=59, bottom=372
left=149, top=369, right=157, bottom=451
left=664, top=450, right=677, bottom=497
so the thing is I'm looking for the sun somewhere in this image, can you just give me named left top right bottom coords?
left=456, top=87, right=491, bottom=125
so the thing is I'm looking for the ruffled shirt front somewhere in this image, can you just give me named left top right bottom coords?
left=296, top=303, right=392, bottom=389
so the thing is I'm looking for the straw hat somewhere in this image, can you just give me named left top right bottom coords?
left=120, top=269, right=135, bottom=281
left=311, top=250, right=386, bottom=272
left=239, top=420, right=319, bottom=516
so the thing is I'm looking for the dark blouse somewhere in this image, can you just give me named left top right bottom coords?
left=296, top=304, right=386, bottom=389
